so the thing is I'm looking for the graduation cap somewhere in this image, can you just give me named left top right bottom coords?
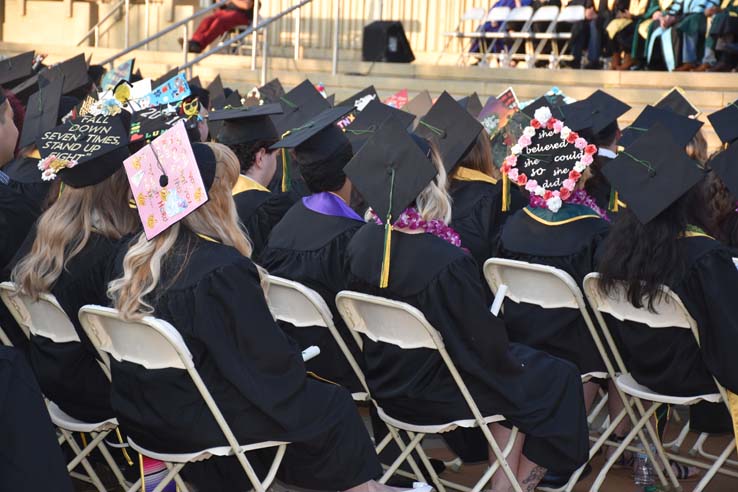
left=654, top=87, right=700, bottom=118
left=130, top=97, right=202, bottom=144
left=710, top=141, right=738, bottom=198
left=271, top=105, right=353, bottom=157
left=403, top=90, right=433, bottom=122
left=521, top=95, right=565, bottom=120
left=602, top=123, right=704, bottom=224
left=99, top=58, right=135, bottom=91
left=619, top=105, right=703, bottom=149
left=415, top=91, right=483, bottom=173
left=207, top=75, right=226, bottom=110
left=18, top=77, right=64, bottom=148
left=37, top=113, right=131, bottom=188
left=344, top=98, right=415, bottom=153
left=88, top=65, right=106, bottom=88
left=130, top=69, right=143, bottom=83
left=344, top=115, right=438, bottom=287
left=457, top=92, right=483, bottom=118
left=560, top=90, right=630, bottom=134
left=338, top=86, right=378, bottom=112
left=271, top=79, right=331, bottom=135
left=327, top=94, right=336, bottom=107
left=188, top=83, right=210, bottom=112
left=0, top=51, right=35, bottom=86
left=257, top=78, right=285, bottom=104
left=151, top=67, right=179, bottom=89
left=707, top=100, right=738, bottom=145
left=209, top=103, right=283, bottom=145
left=39, top=53, right=89, bottom=95
left=10, top=73, right=41, bottom=104
left=188, top=76, right=202, bottom=88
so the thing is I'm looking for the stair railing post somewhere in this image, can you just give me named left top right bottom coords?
left=294, top=5, right=301, bottom=60
left=251, top=0, right=260, bottom=70
left=183, top=24, right=189, bottom=67
left=124, top=0, right=130, bottom=49
left=260, top=0, right=270, bottom=85
left=332, top=0, right=340, bottom=75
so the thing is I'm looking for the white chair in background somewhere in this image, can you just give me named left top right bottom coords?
left=440, top=6, right=488, bottom=64
left=0, top=282, right=127, bottom=492
left=78, top=305, right=288, bottom=492
left=541, top=4, right=585, bottom=68
left=583, top=273, right=738, bottom=492
left=508, top=5, right=560, bottom=67
left=495, top=6, right=535, bottom=66
left=483, top=258, right=668, bottom=492
left=336, top=290, right=522, bottom=492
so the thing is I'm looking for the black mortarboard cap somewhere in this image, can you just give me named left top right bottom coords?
left=338, top=86, right=378, bottom=112
left=192, top=142, right=217, bottom=192
left=271, top=79, right=331, bottom=135
left=37, top=113, right=131, bottom=188
left=39, top=54, right=89, bottom=95
left=130, top=69, right=143, bottom=83
left=19, top=77, right=63, bottom=148
left=344, top=98, right=415, bottom=153
left=521, top=95, right=565, bottom=120
left=270, top=106, right=353, bottom=164
left=561, top=90, right=630, bottom=134
left=707, top=100, right=738, bottom=145
left=188, top=84, right=210, bottom=111
left=0, top=51, right=35, bottom=86
left=209, top=103, right=283, bottom=144
left=224, top=90, right=242, bottom=108
left=207, top=75, right=226, bottom=110
left=654, top=87, right=700, bottom=118
left=457, top=92, right=483, bottom=118
left=151, top=67, right=179, bottom=90
left=619, top=105, right=703, bottom=149
left=415, top=91, right=483, bottom=173
left=188, top=76, right=202, bottom=88
left=709, top=141, right=738, bottom=198
left=344, top=115, right=438, bottom=222
left=257, top=78, right=285, bottom=104
left=327, top=94, right=335, bottom=107
left=88, top=64, right=106, bottom=88
left=602, top=123, right=704, bottom=224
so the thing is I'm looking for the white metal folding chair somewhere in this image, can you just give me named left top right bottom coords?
left=440, top=7, right=488, bottom=64
left=471, top=7, right=512, bottom=64
left=77, top=305, right=288, bottom=492
left=542, top=5, right=585, bottom=68
left=583, top=273, right=738, bottom=492
left=0, top=282, right=128, bottom=492
left=495, top=6, right=535, bottom=66
left=483, top=258, right=666, bottom=491
left=336, top=290, right=522, bottom=492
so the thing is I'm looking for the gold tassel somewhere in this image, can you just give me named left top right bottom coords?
left=729, top=392, right=738, bottom=454
left=139, top=453, right=146, bottom=492
left=379, top=220, right=393, bottom=289
left=116, top=428, right=134, bottom=466
left=280, top=130, right=292, bottom=193
left=501, top=172, right=510, bottom=212
left=80, top=432, right=88, bottom=447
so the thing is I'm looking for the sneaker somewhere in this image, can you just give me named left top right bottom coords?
left=187, top=41, right=203, bottom=53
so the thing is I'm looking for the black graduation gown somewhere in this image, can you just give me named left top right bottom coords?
left=0, top=347, right=74, bottom=492
left=449, top=178, right=526, bottom=302
left=0, top=184, right=39, bottom=272
left=496, top=206, right=610, bottom=374
left=17, top=231, right=118, bottom=422
left=605, top=236, right=738, bottom=396
left=3, top=156, right=52, bottom=208
left=260, top=200, right=364, bottom=392
left=234, top=189, right=295, bottom=259
left=108, top=233, right=379, bottom=490
left=346, top=224, right=589, bottom=473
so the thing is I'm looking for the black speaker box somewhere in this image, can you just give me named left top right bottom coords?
left=362, top=21, right=415, bottom=63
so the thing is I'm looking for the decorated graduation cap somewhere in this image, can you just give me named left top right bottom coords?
left=36, top=113, right=130, bottom=188
left=654, top=87, right=700, bottom=118
left=415, top=91, right=483, bottom=174
left=338, top=86, right=378, bottom=113
left=130, top=96, right=203, bottom=144
left=39, top=53, right=89, bottom=95
left=503, top=105, right=597, bottom=213
left=123, top=120, right=214, bottom=239
left=710, top=141, right=738, bottom=199
left=0, top=51, right=35, bottom=86
left=271, top=79, right=331, bottom=135
left=100, top=58, right=135, bottom=91
left=707, top=99, right=738, bottom=145
left=457, top=92, right=483, bottom=118
left=619, top=105, right=703, bottom=149
left=208, top=103, right=283, bottom=145
left=257, top=78, right=285, bottom=104
left=344, top=98, right=415, bottom=153
left=560, top=90, right=631, bottom=135
left=18, top=77, right=64, bottom=148
left=151, top=67, right=179, bottom=90
left=344, top=115, right=438, bottom=288
left=602, top=123, right=704, bottom=224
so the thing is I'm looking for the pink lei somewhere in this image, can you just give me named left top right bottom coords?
left=568, top=189, right=611, bottom=222
left=370, top=207, right=463, bottom=248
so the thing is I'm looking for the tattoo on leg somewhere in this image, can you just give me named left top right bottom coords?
left=521, top=465, right=546, bottom=492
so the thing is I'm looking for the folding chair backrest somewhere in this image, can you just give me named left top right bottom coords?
left=556, top=5, right=585, bottom=23
left=0, top=281, right=76, bottom=343
left=336, top=291, right=441, bottom=351
left=506, top=6, right=534, bottom=23
left=483, top=258, right=583, bottom=310
left=531, top=5, right=560, bottom=23
left=462, top=7, right=487, bottom=22
left=733, top=257, right=738, bottom=269
left=486, top=6, right=511, bottom=23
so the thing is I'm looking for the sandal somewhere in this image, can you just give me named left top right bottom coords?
left=606, top=434, right=635, bottom=470
left=669, top=460, right=702, bottom=482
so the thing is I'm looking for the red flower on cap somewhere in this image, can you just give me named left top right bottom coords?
left=559, top=187, right=572, bottom=201
left=546, top=119, right=555, bottom=130
left=543, top=190, right=553, bottom=200
left=530, top=119, right=541, bottom=129
left=566, top=132, right=579, bottom=144
left=517, top=174, right=528, bottom=186
left=569, top=170, right=581, bottom=180
left=584, top=144, right=597, bottom=155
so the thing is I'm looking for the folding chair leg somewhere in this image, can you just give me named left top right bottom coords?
left=587, top=389, right=608, bottom=426
left=61, top=429, right=107, bottom=492
left=691, top=432, right=738, bottom=467
left=66, top=430, right=109, bottom=471
left=664, top=421, right=690, bottom=452
left=151, top=463, right=186, bottom=492
left=234, top=451, right=268, bottom=492
left=259, top=443, right=287, bottom=490
left=378, top=432, right=425, bottom=484
left=96, top=439, right=131, bottom=490
left=378, top=426, right=428, bottom=484
left=478, top=425, right=523, bottom=492
left=692, top=438, right=737, bottom=492
left=173, top=472, right=191, bottom=492
left=407, top=431, right=447, bottom=492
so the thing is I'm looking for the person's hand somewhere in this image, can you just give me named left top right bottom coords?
left=704, top=6, right=718, bottom=16
left=661, top=14, right=677, bottom=27
left=652, top=10, right=663, bottom=20
left=585, top=7, right=598, bottom=19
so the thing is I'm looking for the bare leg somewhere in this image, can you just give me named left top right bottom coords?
left=607, top=380, right=630, bottom=437
left=489, top=423, right=525, bottom=491
left=516, top=456, right=547, bottom=492
left=583, top=381, right=601, bottom=413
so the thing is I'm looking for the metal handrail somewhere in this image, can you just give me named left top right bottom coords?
left=99, top=0, right=229, bottom=66
left=76, top=0, right=127, bottom=47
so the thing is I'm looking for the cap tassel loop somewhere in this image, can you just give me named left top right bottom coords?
left=379, top=168, right=396, bottom=289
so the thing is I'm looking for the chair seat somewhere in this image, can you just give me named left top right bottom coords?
left=615, top=374, right=722, bottom=406
left=351, top=391, right=370, bottom=402
left=376, top=405, right=504, bottom=434
left=127, top=437, right=288, bottom=464
left=581, top=371, right=608, bottom=383
left=47, top=400, right=118, bottom=433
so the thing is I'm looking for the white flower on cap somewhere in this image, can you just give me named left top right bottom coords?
left=546, top=195, right=563, bottom=213
left=533, top=106, right=552, bottom=126
left=523, top=126, right=536, bottom=137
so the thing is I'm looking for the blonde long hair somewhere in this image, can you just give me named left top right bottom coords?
left=12, top=168, right=139, bottom=299
left=108, top=143, right=252, bottom=319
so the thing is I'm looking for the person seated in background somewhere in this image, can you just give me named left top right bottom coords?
left=573, top=0, right=620, bottom=69
left=107, top=141, right=428, bottom=492
left=260, top=106, right=364, bottom=391
left=185, top=0, right=255, bottom=53
left=209, top=103, right=295, bottom=258
left=343, top=116, right=589, bottom=492
left=467, top=0, right=534, bottom=65
left=694, top=0, right=738, bottom=71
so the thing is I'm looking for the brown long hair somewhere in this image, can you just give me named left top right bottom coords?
left=12, top=168, right=139, bottom=299
left=454, top=129, right=500, bottom=180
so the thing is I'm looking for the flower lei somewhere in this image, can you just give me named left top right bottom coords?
left=37, top=155, right=79, bottom=181
left=569, top=189, right=610, bottom=222
left=502, top=106, right=597, bottom=213
left=370, top=207, right=462, bottom=248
